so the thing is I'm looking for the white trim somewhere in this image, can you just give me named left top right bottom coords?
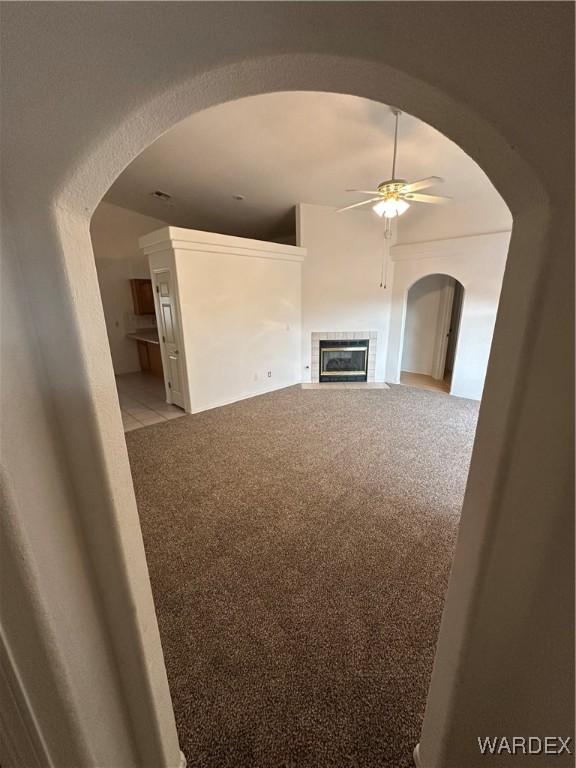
left=140, top=226, right=306, bottom=263
left=391, top=230, right=511, bottom=262
left=150, top=266, right=192, bottom=413
left=413, top=743, right=422, bottom=767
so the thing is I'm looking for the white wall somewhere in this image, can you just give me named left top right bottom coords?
left=142, top=228, right=304, bottom=414
left=386, top=232, right=510, bottom=400
left=297, top=203, right=393, bottom=382
left=401, top=274, right=448, bottom=375
left=296, top=205, right=509, bottom=398
left=90, top=202, right=168, bottom=375
left=397, top=192, right=512, bottom=245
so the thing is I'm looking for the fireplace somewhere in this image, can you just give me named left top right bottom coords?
left=319, top=339, right=369, bottom=382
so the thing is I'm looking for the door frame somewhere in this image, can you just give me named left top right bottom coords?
left=151, top=266, right=191, bottom=412
left=431, top=277, right=455, bottom=381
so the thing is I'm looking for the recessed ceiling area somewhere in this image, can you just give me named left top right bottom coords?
left=105, top=91, right=511, bottom=242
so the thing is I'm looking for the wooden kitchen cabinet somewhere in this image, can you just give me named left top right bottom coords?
left=137, top=340, right=150, bottom=371
left=137, top=339, right=163, bottom=378
left=148, top=343, right=164, bottom=378
left=130, top=279, right=155, bottom=315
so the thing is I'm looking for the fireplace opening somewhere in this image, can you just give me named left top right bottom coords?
left=319, top=339, right=369, bottom=382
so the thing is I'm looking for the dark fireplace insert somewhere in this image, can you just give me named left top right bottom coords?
left=319, top=339, right=369, bottom=382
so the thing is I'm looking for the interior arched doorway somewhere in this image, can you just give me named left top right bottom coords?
left=38, top=55, right=546, bottom=768
left=62, top=57, right=526, bottom=764
left=6, top=10, right=569, bottom=767
left=400, top=274, right=464, bottom=394
left=90, top=87, right=509, bottom=768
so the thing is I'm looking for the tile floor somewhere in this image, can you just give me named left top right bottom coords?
left=116, top=371, right=186, bottom=432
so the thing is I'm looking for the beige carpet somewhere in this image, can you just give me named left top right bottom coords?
left=126, top=384, right=479, bottom=768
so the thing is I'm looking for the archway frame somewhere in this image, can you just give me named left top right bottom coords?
left=397, top=273, right=466, bottom=393
left=7, top=48, right=558, bottom=768
left=384, top=230, right=511, bottom=401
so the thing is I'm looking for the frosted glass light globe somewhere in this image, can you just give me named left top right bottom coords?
left=373, top=198, right=410, bottom=218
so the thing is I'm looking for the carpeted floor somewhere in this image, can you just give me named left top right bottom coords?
left=126, top=384, right=479, bottom=768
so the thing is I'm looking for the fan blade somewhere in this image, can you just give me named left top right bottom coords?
left=345, top=189, right=382, bottom=195
left=336, top=197, right=382, bottom=213
left=404, top=193, right=451, bottom=204
left=403, top=176, right=444, bottom=193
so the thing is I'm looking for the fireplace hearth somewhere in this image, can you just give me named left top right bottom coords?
left=319, top=339, right=369, bottom=382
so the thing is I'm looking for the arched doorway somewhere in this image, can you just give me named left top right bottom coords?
left=1, top=54, right=535, bottom=767
left=89, top=92, right=501, bottom=766
left=4, top=6, right=570, bottom=768
left=400, top=274, right=464, bottom=394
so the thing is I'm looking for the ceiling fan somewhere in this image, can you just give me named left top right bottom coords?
left=337, top=108, right=451, bottom=218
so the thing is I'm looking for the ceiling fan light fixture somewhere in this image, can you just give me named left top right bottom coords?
left=340, top=110, right=447, bottom=220
left=373, top=198, right=410, bottom=218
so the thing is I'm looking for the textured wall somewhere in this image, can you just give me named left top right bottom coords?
left=1, top=4, right=573, bottom=768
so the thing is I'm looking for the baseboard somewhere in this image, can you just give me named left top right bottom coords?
left=401, top=369, right=433, bottom=377
left=191, top=382, right=298, bottom=413
left=413, top=743, right=422, bottom=767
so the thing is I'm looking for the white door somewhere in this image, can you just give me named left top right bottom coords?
left=153, top=269, right=185, bottom=409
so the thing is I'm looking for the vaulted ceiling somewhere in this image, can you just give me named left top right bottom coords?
left=105, top=91, right=511, bottom=243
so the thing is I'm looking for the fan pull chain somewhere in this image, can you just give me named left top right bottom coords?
left=380, top=217, right=393, bottom=288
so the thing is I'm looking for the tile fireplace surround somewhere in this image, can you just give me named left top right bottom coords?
left=311, top=331, right=378, bottom=383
